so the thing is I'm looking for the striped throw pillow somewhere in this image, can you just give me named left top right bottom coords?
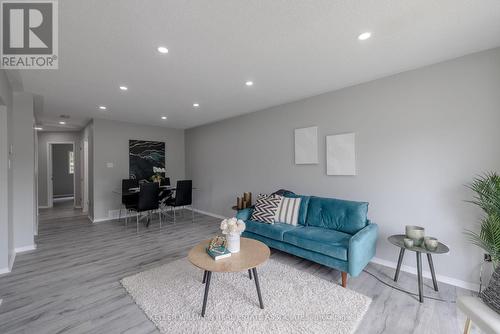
left=274, top=197, right=302, bottom=226
left=250, top=195, right=282, bottom=224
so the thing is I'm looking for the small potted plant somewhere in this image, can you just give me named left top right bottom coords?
left=220, top=217, right=246, bottom=253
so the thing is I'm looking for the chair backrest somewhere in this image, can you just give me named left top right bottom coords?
left=122, top=179, right=138, bottom=192
left=160, top=177, right=171, bottom=186
left=175, top=180, right=192, bottom=206
left=138, top=182, right=159, bottom=211
left=122, top=179, right=139, bottom=203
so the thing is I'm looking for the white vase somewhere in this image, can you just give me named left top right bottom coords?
left=226, top=233, right=240, bottom=253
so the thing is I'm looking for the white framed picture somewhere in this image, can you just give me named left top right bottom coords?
left=326, top=133, right=356, bottom=175
left=294, top=126, right=318, bottom=164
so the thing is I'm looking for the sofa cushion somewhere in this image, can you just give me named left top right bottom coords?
left=306, top=196, right=368, bottom=234
left=274, top=197, right=302, bottom=226
left=284, top=194, right=310, bottom=226
left=283, top=227, right=351, bottom=261
left=245, top=220, right=301, bottom=241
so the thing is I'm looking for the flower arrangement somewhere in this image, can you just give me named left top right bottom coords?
left=151, top=166, right=167, bottom=183
left=220, top=217, right=246, bottom=235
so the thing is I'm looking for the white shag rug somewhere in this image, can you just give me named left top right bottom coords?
left=121, top=258, right=371, bottom=334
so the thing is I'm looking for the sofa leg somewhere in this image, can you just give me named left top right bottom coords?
left=341, top=272, right=347, bottom=288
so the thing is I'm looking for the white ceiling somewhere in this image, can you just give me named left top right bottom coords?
left=17, top=0, right=500, bottom=130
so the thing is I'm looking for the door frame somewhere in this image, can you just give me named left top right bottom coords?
left=82, top=139, right=89, bottom=213
left=47, top=141, right=76, bottom=208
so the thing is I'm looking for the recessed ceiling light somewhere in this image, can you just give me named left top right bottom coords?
left=161, top=116, right=167, bottom=120
left=34, top=126, right=43, bottom=130
left=245, top=81, right=254, bottom=86
left=119, top=86, right=128, bottom=91
left=193, top=103, right=200, bottom=108
left=98, top=105, right=107, bottom=110
left=358, top=32, right=372, bottom=41
left=157, top=46, right=168, bottom=54
left=59, top=121, right=66, bottom=125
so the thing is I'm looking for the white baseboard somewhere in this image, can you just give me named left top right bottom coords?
left=94, top=207, right=227, bottom=223
left=14, top=244, right=37, bottom=253
left=0, top=267, right=10, bottom=275
left=38, top=205, right=50, bottom=209
left=370, top=256, right=479, bottom=291
left=190, top=207, right=226, bottom=220
left=93, top=209, right=136, bottom=223
left=8, top=251, right=15, bottom=271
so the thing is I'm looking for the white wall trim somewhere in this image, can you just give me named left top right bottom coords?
left=93, top=207, right=227, bottom=223
left=190, top=207, right=227, bottom=220
left=14, top=244, right=37, bottom=253
left=0, top=267, right=10, bottom=275
left=38, top=205, right=50, bottom=209
left=8, top=251, right=15, bottom=271
left=370, top=256, right=479, bottom=291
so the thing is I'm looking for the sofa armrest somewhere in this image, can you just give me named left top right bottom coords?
left=236, top=208, right=253, bottom=221
left=348, top=222, right=378, bottom=277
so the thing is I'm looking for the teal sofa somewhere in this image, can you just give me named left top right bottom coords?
left=237, top=195, right=378, bottom=287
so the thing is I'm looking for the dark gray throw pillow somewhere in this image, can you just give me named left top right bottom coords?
left=481, top=264, right=500, bottom=314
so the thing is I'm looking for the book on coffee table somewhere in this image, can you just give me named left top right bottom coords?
left=206, top=246, right=231, bottom=260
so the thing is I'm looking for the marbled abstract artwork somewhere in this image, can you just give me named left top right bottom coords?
left=129, top=140, right=165, bottom=181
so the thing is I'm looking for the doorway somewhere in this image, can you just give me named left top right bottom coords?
left=47, top=142, right=76, bottom=208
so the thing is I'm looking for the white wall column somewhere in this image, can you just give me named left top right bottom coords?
left=12, top=92, right=36, bottom=251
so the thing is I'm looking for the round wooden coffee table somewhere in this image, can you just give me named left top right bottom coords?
left=188, top=237, right=270, bottom=317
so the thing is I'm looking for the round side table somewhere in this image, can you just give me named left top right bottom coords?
left=388, top=234, right=449, bottom=303
left=188, top=237, right=270, bottom=317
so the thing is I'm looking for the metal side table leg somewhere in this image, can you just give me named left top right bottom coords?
left=201, top=271, right=212, bottom=317
left=416, top=251, right=424, bottom=303
left=248, top=269, right=252, bottom=280
left=427, top=253, right=439, bottom=291
left=394, top=248, right=405, bottom=282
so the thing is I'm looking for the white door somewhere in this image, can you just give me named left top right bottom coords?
left=82, top=140, right=89, bottom=213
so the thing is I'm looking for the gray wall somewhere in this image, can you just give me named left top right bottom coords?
left=186, top=47, right=500, bottom=286
left=0, top=70, right=13, bottom=271
left=92, top=118, right=185, bottom=221
left=52, top=144, right=74, bottom=197
left=12, top=92, right=35, bottom=249
left=37, top=132, right=81, bottom=207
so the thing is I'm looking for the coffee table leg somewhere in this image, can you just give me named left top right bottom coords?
left=252, top=268, right=264, bottom=309
left=416, top=252, right=424, bottom=303
left=248, top=269, right=252, bottom=280
left=427, top=253, right=439, bottom=291
left=202, top=270, right=207, bottom=284
left=201, top=271, right=212, bottom=317
left=394, top=248, right=405, bottom=282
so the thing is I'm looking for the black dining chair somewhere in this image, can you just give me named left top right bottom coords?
left=120, top=179, right=138, bottom=223
left=128, top=182, right=161, bottom=232
left=160, top=177, right=170, bottom=187
left=164, top=180, right=193, bottom=223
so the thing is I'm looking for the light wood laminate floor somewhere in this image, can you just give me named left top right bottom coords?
left=0, top=200, right=476, bottom=333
